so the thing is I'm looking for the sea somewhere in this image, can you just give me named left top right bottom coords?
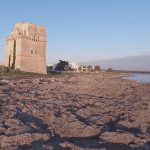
left=122, top=73, right=150, bottom=83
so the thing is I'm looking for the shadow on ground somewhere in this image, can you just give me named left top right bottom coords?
left=9, top=109, right=149, bottom=150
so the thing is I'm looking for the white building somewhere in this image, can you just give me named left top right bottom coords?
left=69, top=62, right=80, bottom=72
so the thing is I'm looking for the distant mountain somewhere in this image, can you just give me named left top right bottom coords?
left=0, top=60, right=4, bottom=65
left=82, top=55, right=150, bottom=71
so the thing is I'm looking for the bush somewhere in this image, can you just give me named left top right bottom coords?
left=0, top=66, right=9, bottom=73
left=15, top=68, right=22, bottom=73
left=0, top=66, right=22, bottom=74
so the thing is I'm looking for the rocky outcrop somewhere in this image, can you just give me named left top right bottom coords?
left=0, top=73, right=150, bottom=149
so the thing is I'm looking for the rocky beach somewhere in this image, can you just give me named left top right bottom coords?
left=0, top=73, right=150, bottom=150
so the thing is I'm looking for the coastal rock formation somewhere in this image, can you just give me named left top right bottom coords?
left=0, top=73, right=150, bottom=149
left=5, top=22, right=47, bottom=74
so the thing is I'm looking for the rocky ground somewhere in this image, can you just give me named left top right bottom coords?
left=0, top=73, right=150, bottom=150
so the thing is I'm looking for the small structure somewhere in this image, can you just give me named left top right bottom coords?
left=69, top=62, right=80, bottom=72
left=5, top=22, right=47, bottom=74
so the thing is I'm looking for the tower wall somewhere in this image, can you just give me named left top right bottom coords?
left=5, top=23, right=47, bottom=74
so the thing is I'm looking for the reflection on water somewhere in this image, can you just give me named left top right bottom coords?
left=123, top=74, right=150, bottom=83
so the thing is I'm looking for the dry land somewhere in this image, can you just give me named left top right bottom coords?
left=0, top=72, right=150, bottom=150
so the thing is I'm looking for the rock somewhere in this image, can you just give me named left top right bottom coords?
left=0, top=73, right=149, bottom=149
left=4, top=119, right=20, bottom=127
left=0, top=133, right=49, bottom=148
left=0, top=79, right=9, bottom=85
left=0, top=126, right=6, bottom=135
left=5, top=126, right=30, bottom=136
left=100, top=132, right=142, bottom=145
left=0, top=89, right=4, bottom=94
left=8, top=81, right=16, bottom=87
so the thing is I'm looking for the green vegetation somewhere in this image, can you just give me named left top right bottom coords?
left=12, top=39, right=16, bottom=69
left=55, top=60, right=69, bottom=71
left=0, top=65, right=75, bottom=79
left=8, top=55, right=11, bottom=67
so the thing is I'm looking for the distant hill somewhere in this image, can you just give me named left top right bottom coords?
left=81, top=55, right=150, bottom=71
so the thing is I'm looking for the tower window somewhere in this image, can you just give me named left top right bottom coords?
left=24, top=30, right=26, bottom=36
left=31, top=50, right=33, bottom=54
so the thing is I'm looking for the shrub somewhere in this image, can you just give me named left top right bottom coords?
left=12, top=39, right=16, bottom=69
left=107, top=68, right=113, bottom=72
left=0, top=66, right=22, bottom=74
left=0, top=66, right=9, bottom=73
left=15, top=68, right=22, bottom=73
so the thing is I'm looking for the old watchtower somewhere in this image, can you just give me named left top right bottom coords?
left=6, top=22, right=47, bottom=74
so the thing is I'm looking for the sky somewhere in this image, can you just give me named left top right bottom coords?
left=0, top=0, right=150, bottom=64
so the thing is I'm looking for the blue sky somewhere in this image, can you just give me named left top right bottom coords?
left=0, top=0, right=150, bottom=64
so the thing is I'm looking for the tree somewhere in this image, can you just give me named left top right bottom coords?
left=107, top=68, right=113, bottom=72
left=8, top=55, right=11, bottom=67
left=88, top=65, right=92, bottom=69
left=56, top=60, right=69, bottom=71
left=88, top=65, right=94, bottom=72
left=64, top=65, right=70, bottom=71
left=94, top=65, right=101, bottom=72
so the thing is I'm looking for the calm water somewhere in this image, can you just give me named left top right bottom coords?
left=123, top=74, right=150, bottom=83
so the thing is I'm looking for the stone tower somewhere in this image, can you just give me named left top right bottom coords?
left=6, top=22, right=47, bottom=74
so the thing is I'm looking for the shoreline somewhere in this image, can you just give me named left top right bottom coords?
left=112, top=70, right=150, bottom=74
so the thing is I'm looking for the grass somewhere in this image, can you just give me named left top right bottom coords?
left=0, top=72, right=46, bottom=79
left=0, top=71, right=83, bottom=79
left=0, top=70, right=120, bottom=80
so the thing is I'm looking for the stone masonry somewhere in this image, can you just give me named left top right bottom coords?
left=5, top=22, right=47, bottom=74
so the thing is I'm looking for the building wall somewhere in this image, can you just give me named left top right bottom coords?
left=5, top=23, right=47, bottom=74
left=5, top=39, right=13, bottom=67
left=18, top=37, right=46, bottom=73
